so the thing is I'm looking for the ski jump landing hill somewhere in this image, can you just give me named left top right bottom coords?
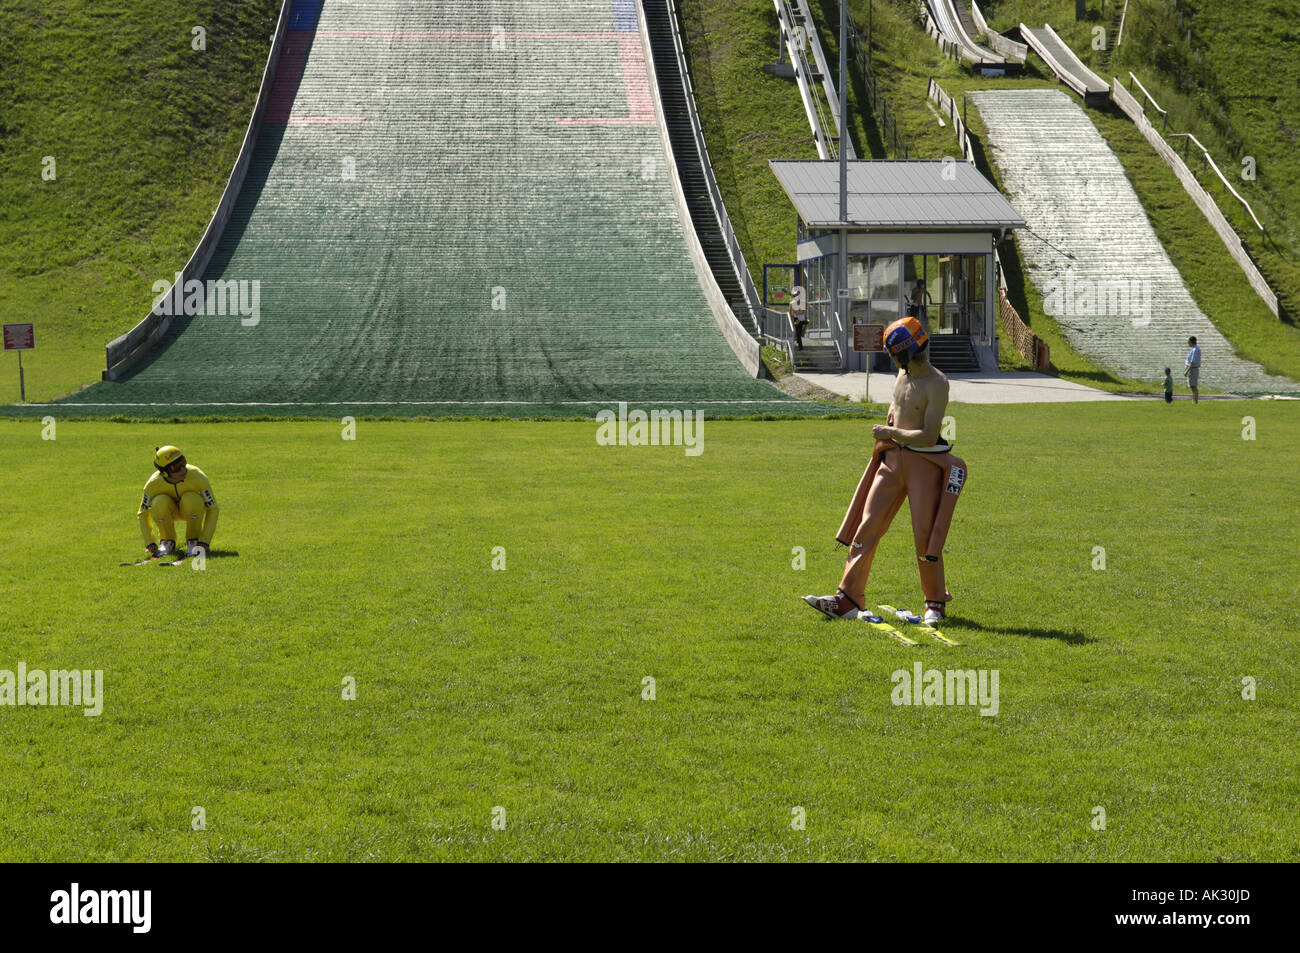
left=970, top=89, right=1298, bottom=395
left=1018, top=23, right=1109, bottom=107
left=71, top=0, right=802, bottom=417
left=923, top=0, right=1025, bottom=71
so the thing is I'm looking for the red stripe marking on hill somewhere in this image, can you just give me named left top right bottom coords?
left=313, top=30, right=624, bottom=40
left=557, top=34, right=654, bottom=126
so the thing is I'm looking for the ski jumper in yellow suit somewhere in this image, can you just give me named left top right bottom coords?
left=137, top=447, right=219, bottom=552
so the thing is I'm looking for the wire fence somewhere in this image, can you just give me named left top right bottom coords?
left=846, top=14, right=909, bottom=159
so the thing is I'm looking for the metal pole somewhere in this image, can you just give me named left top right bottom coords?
left=839, top=0, right=849, bottom=370
left=18, top=350, right=25, bottom=402
left=839, top=0, right=847, bottom=225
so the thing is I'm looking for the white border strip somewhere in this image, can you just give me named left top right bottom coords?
left=40, top=399, right=808, bottom=407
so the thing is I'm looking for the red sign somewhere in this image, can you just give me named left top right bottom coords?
left=853, top=324, right=884, bottom=352
left=3, top=323, right=34, bottom=351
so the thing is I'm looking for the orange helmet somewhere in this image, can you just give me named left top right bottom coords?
left=884, top=317, right=928, bottom=369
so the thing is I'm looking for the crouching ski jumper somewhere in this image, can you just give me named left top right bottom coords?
left=137, top=446, right=219, bottom=559
left=804, top=317, right=967, bottom=625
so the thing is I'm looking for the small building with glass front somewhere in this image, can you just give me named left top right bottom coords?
left=768, top=159, right=1026, bottom=372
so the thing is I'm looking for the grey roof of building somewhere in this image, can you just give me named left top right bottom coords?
left=769, top=159, right=1027, bottom=230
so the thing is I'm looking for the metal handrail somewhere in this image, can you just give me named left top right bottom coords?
left=774, top=0, right=839, bottom=159
left=663, top=0, right=765, bottom=330
left=1117, top=0, right=1131, bottom=47
left=1167, top=131, right=1265, bottom=232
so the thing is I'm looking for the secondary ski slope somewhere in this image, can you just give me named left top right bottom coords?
left=925, top=0, right=1005, bottom=66
left=68, top=0, right=798, bottom=415
left=970, top=89, right=1298, bottom=394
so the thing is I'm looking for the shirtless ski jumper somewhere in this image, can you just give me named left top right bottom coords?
left=834, top=438, right=968, bottom=607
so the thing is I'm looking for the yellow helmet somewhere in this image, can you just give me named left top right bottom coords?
left=154, top=445, right=186, bottom=472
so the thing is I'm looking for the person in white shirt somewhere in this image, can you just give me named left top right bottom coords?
left=1183, top=336, right=1202, bottom=403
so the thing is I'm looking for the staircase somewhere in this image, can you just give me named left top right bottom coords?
left=1097, top=0, right=1125, bottom=72
left=927, top=335, right=981, bottom=372
left=793, top=344, right=842, bottom=373
left=643, top=0, right=759, bottom=336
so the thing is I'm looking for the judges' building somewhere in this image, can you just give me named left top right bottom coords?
left=768, top=159, right=1026, bottom=373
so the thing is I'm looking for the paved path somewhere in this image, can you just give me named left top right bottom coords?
left=796, top=370, right=1136, bottom=403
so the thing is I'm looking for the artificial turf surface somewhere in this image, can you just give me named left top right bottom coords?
left=0, top=402, right=1295, bottom=860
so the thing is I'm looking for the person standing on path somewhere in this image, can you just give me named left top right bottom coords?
left=1184, top=336, right=1202, bottom=404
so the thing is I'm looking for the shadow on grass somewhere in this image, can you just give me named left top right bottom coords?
left=946, top=618, right=1095, bottom=645
left=805, top=609, right=1093, bottom=644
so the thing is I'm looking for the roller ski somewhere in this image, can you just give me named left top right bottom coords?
left=878, top=603, right=961, bottom=646
left=121, top=540, right=173, bottom=567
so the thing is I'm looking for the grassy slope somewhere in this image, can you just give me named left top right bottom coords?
left=0, top=411, right=1297, bottom=861
left=0, top=1, right=281, bottom=402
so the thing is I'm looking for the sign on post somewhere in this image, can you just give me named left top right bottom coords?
left=3, top=323, right=34, bottom=351
left=4, top=323, right=35, bottom=403
left=852, top=324, right=885, bottom=404
left=853, top=324, right=885, bottom=352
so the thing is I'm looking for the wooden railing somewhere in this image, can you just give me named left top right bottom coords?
left=927, top=79, right=975, bottom=164
left=998, top=288, right=1049, bottom=372
left=1112, top=77, right=1278, bottom=316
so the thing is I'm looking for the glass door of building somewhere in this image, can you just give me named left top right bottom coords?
left=938, top=255, right=965, bottom=333
left=847, top=254, right=901, bottom=330
left=801, top=255, right=836, bottom=342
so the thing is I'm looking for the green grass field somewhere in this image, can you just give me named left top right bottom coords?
left=2, top=405, right=1296, bottom=861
